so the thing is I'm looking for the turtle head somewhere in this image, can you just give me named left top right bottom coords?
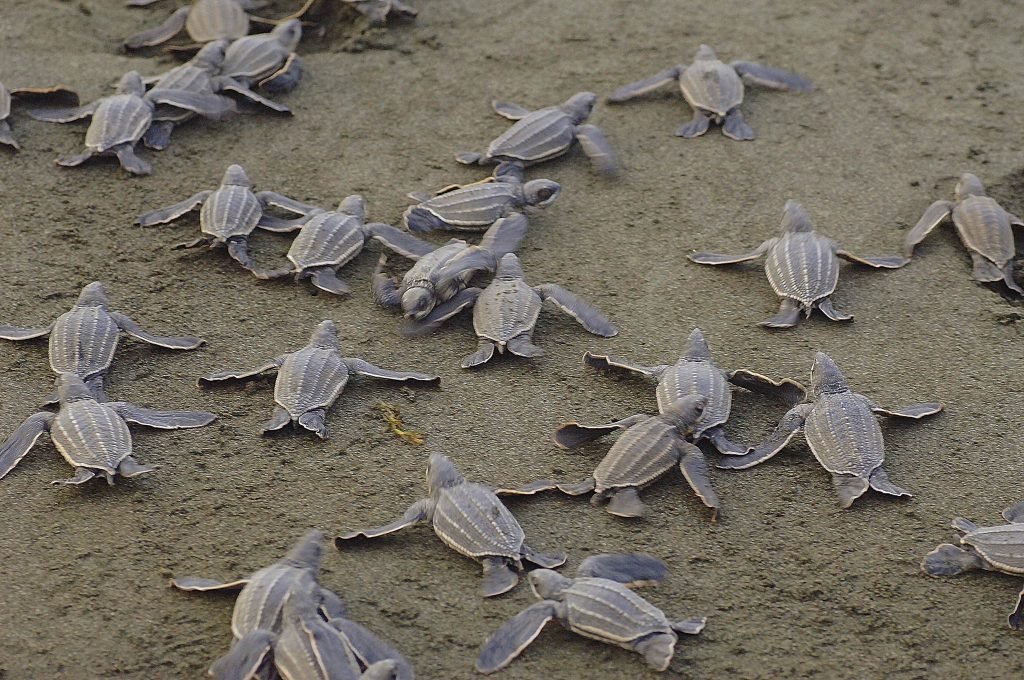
left=495, top=253, right=524, bottom=279
left=75, top=281, right=109, bottom=308
left=522, top=180, right=561, bottom=209
left=56, top=372, right=94, bottom=403
left=661, top=394, right=707, bottom=432
left=562, top=92, right=597, bottom=123
left=222, top=164, right=250, bottom=187
left=426, top=453, right=464, bottom=494
left=955, top=173, right=986, bottom=200
left=308, top=320, right=340, bottom=349
left=193, top=40, right=228, bottom=69
left=272, top=19, right=303, bottom=51
left=810, top=352, right=849, bottom=395
left=116, top=71, right=146, bottom=97
left=401, top=286, right=436, bottom=320
left=337, top=195, right=366, bottom=219
left=528, top=569, right=573, bottom=601
left=781, top=200, right=813, bottom=233
left=281, top=529, right=324, bottom=569
left=694, top=44, right=718, bottom=61
left=683, top=328, right=711, bottom=361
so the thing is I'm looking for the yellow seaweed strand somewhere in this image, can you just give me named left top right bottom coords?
left=375, top=401, right=425, bottom=445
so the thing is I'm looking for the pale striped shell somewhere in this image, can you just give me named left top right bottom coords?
left=564, top=578, right=671, bottom=644
left=186, top=0, right=249, bottom=42
left=592, top=418, right=678, bottom=492
left=152, top=64, right=213, bottom=94
left=962, top=524, right=1024, bottom=574
left=287, top=212, right=366, bottom=270
left=656, top=359, right=730, bottom=436
left=200, top=184, right=262, bottom=240
left=803, top=392, right=884, bottom=478
left=472, top=277, right=542, bottom=344
left=952, top=195, right=1016, bottom=267
left=48, top=306, right=120, bottom=380
left=222, top=33, right=287, bottom=81
left=274, top=347, right=350, bottom=418
left=432, top=482, right=524, bottom=560
left=416, top=183, right=519, bottom=227
left=764, top=231, right=839, bottom=305
left=50, top=400, right=132, bottom=472
left=231, top=565, right=317, bottom=639
left=486, top=108, right=576, bottom=163
left=84, top=94, right=152, bottom=152
left=678, top=60, right=744, bottom=117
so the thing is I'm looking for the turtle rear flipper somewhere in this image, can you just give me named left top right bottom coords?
left=506, top=335, right=544, bottom=358
left=676, top=110, right=711, bottom=138
left=832, top=474, right=870, bottom=509
left=476, top=601, right=557, bottom=674
left=330, top=618, right=413, bottom=680
left=1002, top=501, right=1024, bottom=524
left=481, top=556, right=519, bottom=597
left=721, top=109, right=754, bottom=141
left=261, top=406, right=293, bottom=433
left=867, top=467, right=910, bottom=498
left=0, top=121, right=18, bottom=150
left=0, top=412, right=54, bottom=480
left=634, top=631, right=677, bottom=672
left=111, top=144, right=152, bottom=176
left=109, top=311, right=204, bottom=349
left=605, top=487, right=647, bottom=517
left=969, top=252, right=1005, bottom=283
left=208, top=630, right=276, bottom=680
left=142, top=121, right=175, bottom=151
left=576, top=553, right=668, bottom=586
left=297, top=408, right=328, bottom=439
left=123, top=6, right=189, bottom=48
left=117, top=456, right=156, bottom=478
left=54, top=467, right=98, bottom=486
left=308, top=267, right=351, bottom=296
left=760, top=298, right=802, bottom=328
left=521, top=545, right=566, bottom=569
left=461, top=339, right=496, bottom=368
left=816, top=297, right=852, bottom=322
left=921, top=543, right=987, bottom=577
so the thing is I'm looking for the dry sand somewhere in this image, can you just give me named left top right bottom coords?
left=2, top=0, right=1024, bottom=677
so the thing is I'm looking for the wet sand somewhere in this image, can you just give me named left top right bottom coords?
left=2, top=0, right=1024, bottom=677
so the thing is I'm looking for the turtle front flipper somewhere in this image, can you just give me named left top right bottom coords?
left=109, top=311, right=204, bottom=349
left=259, top=52, right=303, bottom=94
left=676, top=110, right=711, bottom=138
left=208, top=630, right=277, bottom=680
left=476, top=600, right=558, bottom=674
left=367, top=225, right=436, bottom=260
left=400, top=288, right=482, bottom=337
left=455, top=151, right=490, bottom=166
left=816, top=297, right=853, bottom=323
left=135, top=190, right=212, bottom=226
left=867, top=467, right=911, bottom=499
left=717, top=403, right=811, bottom=470
left=491, top=100, right=532, bottom=120
left=704, top=427, right=748, bottom=455
left=107, top=402, right=217, bottom=429
left=344, top=358, right=440, bottom=384
left=904, top=200, right=953, bottom=257
left=27, top=101, right=99, bottom=123
left=372, top=257, right=402, bottom=307
left=673, top=616, right=708, bottom=635
left=583, top=351, right=667, bottom=378
left=481, top=556, right=520, bottom=597
left=761, top=298, right=803, bottom=328
left=575, top=123, right=618, bottom=177
left=0, top=324, right=52, bottom=341
left=255, top=190, right=319, bottom=216
left=123, top=6, right=189, bottom=48
left=493, top=479, right=561, bottom=497
left=677, top=441, right=720, bottom=520
left=478, top=213, right=529, bottom=259
left=832, top=474, right=870, bottom=509
left=726, top=369, right=807, bottom=406
left=520, top=545, right=566, bottom=569
left=170, top=576, right=251, bottom=591
left=535, top=283, right=617, bottom=337
left=1009, top=587, right=1024, bottom=630
left=148, top=89, right=236, bottom=121
left=461, top=339, right=496, bottom=368
left=606, top=66, right=682, bottom=102
left=688, top=239, right=772, bottom=265
left=198, top=359, right=282, bottom=384
left=0, top=120, right=17, bottom=150
left=863, top=397, right=943, bottom=419
left=403, top=206, right=448, bottom=233
left=920, top=543, right=987, bottom=577
left=337, top=498, right=432, bottom=540
left=575, top=553, right=668, bottom=586
left=309, top=267, right=351, bottom=296
left=112, top=144, right=152, bottom=176
left=835, top=249, right=909, bottom=269
left=553, top=414, right=646, bottom=450
left=330, top=618, right=413, bottom=680
left=141, top=121, right=175, bottom=151
left=1002, top=501, right=1024, bottom=524
left=255, top=214, right=307, bottom=233
left=0, top=412, right=54, bottom=480
left=721, top=109, right=754, bottom=141
left=217, top=80, right=292, bottom=114
left=730, top=61, right=814, bottom=92
left=556, top=478, right=596, bottom=496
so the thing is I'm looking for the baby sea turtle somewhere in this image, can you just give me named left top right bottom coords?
left=403, top=162, right=560, bottom=233
left=251, top=194, right=421, bottom=296
left=717, top=352, right=943, bottom=508
left=456, top=92, right=618, bottom=176
left=0, top=82, right=79, bottom=150
left=373, top=213, right=529, bottom=335
left=135, top=164, right=306, bottom=271
left=124, top=0, right=271, bottom=50
left=476, top=553, right=705, bottom=673
left=922, top=503, right=1024, bottom=629
left=0, top=372, right=215, bottom=486
left=566, top=328, right=805, bottom=455
left=198, top=319, right=439, bottom=439
left=904, top=173, right=1024, bottom=295
left=607, top=44, right=813, bottom=140
left=292, top=0, right=418, bottom=26
left=688, top=200, right=909, bottom=328
left=461, top=253, right=617, bottom=368
left=221, top=19, right=303, bottom=94
left=0, top=281, right=204, bottom=404
left=337, top=453, right=566, bottom=597
left=28, top=71, right=233, bottom=175
left=501, top=395, right=718, bottom=519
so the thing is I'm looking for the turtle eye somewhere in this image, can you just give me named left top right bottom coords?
left=537, top=188, right=553, bottom=201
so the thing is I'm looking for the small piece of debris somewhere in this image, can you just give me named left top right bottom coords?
left=375, top=401, right=425, bottom=445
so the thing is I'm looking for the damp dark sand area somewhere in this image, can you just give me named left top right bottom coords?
left=2, top=0, right=1024, bottom=677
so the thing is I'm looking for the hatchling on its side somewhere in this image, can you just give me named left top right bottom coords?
left=717, top=352, right=943, bottom=509
left=607, top=44, right=813, bottom=140
left=456, top=92, right=618, bottom=176
left=0, top=82, right=79, bottom=150
left=688, top=200, right=908, bottom=328
left=403, top=161, right=560, bottom=233
left=461, top=253, right=617, bottom=368
left=0, top=281, right=204, bottom=404
left=0, top=373, right=215, bottom=486
left=477, top=553, right=705, bottom=674
left=922, top=502, right=1024, bottom=629
left=337, top=453, right=566, bottom=598
left=198, top=319, right=439, bottom=439
left=220, top=19, right=304, bottom=94
left=124, top=0, right=270, bottom=50
left=904, top=173, right=1024, bottom=295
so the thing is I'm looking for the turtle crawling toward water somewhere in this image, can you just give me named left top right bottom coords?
left=607, top=44, right=813, bottom=140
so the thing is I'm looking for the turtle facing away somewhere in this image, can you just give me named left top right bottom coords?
left=198, top=319, right=439, bottom=439
left=904, top=173, right=1024, bottom=295
left=0, top=373, right=215, bottom=486
left=337, top=453, right=566, bottom=597
left=456, top=92, right=618, bottom=176
left=476, top=553, right=706, bottom=673
left=922, top=502, right=1024, bottom=629
left=607, top=44, right=813, bottom=140
left=461, top=253, right=617, bottom=368
left=688, top=200, right=909, bottom=328
left=0, top=281, right=204, bottom=404
left=717, top=352, right=943, bottom=508
left=221, top=19, right=304, bottom=94
left=0, top=82, right=79, bottom=150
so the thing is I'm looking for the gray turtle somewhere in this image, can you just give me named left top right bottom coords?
left=250, top=194, right=419, bottom=296
left=461, top=253, right=617, bottom=368
left=337, top=453, right=566, bottom=597
left=501, top=395, right=719, bottom=520
left=922, top=502, right=1024, bottom=629
left=291, top=0, right=418, bottom=26
left=607, top=44, right=813, bottom=140
left=904, top=173, right=1024, bottom=295
left=0, top=82, right=79, bottom=150
left=0, top=372, right=215, bottom=486
left=0, top=281, right=204, bottom=404
left=124, top=0, right=273, bottom=50
left=717, top=352, right=943, bottom=508
left=476, top=553, right=705, bottom=674
left=403, top=162, right=560, bottom=233
left=198, top=319, right=439, bottom=439
left=563, top=328, right=805, bottom=455
left=456, top=92, right=618, bottom=176
left=28, top=71, right=233, bottom=175
left=221, top=19, right=303, bottom=94
left=134, top=164, right=307, bottom=271
left=373, top=213, right=529, bottom=336
left=688, top=200, right=909, bottom=328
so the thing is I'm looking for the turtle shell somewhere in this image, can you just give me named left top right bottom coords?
left=199, top=184, right=262, bottom=240
left=0, top=83, right=11, bottom=120
left=84, top=94, right=152, bottom=152
left=152, top=64, right=213, bottom=94
left=472, top=277, right=542, bottom=345
left=951, top=196, right=1016, bottom=268
left=231, top=564, right=317, bottom=639
left=764, top=231, right=839, bottom=306
left=656, top=358, right=730, bottom=437
left=961, top=524, right=1024, bottom=574
left=431, top=482, right=524, bottom=561
left=592, top=417, right=678, bottom=492
left=287, top=212, right=366, bottom=270
left=274, top=346, right=350, bottom=419
left=416, top=183, right=519, bottom=227
left=802, top=392, right=884, bottom=478
left=564, top=578, right=672, bottom=645
left=48, top=306, right=120, bottom=380
left=678, top=60, right=744, bottom=117
left=50, top=400, right=132, bottom=474
left=486, top=108, right=576, bottom=164
left=186, top=0, right=249, bottom=42
left=222, top=33, right=287, bottom=81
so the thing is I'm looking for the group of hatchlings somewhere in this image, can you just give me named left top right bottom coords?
left=4, top=0, right=1024, bottom=678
